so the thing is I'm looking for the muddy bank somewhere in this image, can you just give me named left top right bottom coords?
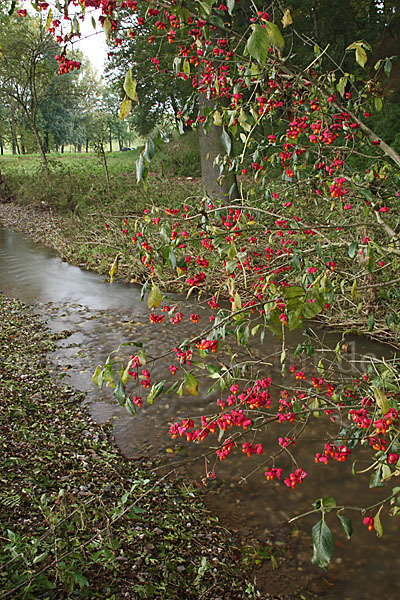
left=0, top=202, right=64, bottom=250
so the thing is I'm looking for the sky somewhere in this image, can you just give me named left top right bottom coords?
left=71, top=9, right=107, bottom=75
left=26, top=4, right=107, bottom=75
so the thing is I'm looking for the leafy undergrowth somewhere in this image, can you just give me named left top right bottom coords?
left=0, top=294, right=255, bottom=600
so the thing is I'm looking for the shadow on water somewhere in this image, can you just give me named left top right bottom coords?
left=1, top=226, right=399, bottom=599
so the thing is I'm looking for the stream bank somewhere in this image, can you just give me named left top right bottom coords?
left=1, top=200, right=398, bottom=599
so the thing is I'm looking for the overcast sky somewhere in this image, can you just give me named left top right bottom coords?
left=71, top=9, right=107, bottom=75
left=27, top=4, right=107, bottom=74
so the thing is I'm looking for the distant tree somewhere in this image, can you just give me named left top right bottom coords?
left=0, top=15, right=67, bottom=173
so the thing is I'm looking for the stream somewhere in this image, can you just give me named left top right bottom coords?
left=1, top=225, right=399, bottom=600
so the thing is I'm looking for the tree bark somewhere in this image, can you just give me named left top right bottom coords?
left=10, top=120, right=17, bottom=155
left=28, top=115, right=49, bottom=179
left=43, top=131, right=49, bottom=154
left=198, top=94, right=238, bottom=202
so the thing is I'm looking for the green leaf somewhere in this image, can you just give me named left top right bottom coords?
left=313, top=496, right=337, bottom=513
left=367, top=245, right=375, bottom=272
left=138, top=349, right=147, bottom=365
left=72, top=571, right=89, bottom=589
left=227, top=0, right=235, bottom=15
left=140, top=280, right=149, bottom=301
left=374, top=507, right=383, bottom=537
left=375, top=96, right=383, bottom=112
left=124, top=68, right=139, bottom=103
left=288, top=303, right=304, bottom=330
left=233, top=291, right=242, bottom=310
left=92, top=365, right=103, bottom=389
left=372, top=386, right=390, bottom=414
left=102, top=363, right=115, bottom=387
left=103, top=17, right=112, bottom=40
left=367, top=313, right=375, bottom=332
left=348, top=241, right=358, bottom=258
left=136, top=154, right=145, bottom=183
left=221, top=128, right=232, bottom=155
left=355, top=45, right=367, bottom=68
left=147, top=284, right=162, bottom=309
left=144, top=139, right=155, bottom=162
left=184, top=371, right=199, bottom=396
left=118, top=95, right=132, bottom=120
left=114, top=380, right=126, bottom=406
left=384, top=58, right=392, bottom=78
left=264, top=21, right=285, bottom=51
left=337, top=514, right=353, bottom=539
left=125, top=397, right=137, bottom=416
left=370, top=466, right=384, bottom=488
left=147, top=381, right=165, bottom=404
left=121, top=360, right=132, bottom=385
left=337, top=76, right=347, bottom=98
left=311, top=519, right=334, bottom=569
left=196, top=0, right=212, bottom=17
left=8, top=0, right=17, bottom=15
left=282, top=286, right=305, bottom=302
left=247, top=25, right=270, bottom=67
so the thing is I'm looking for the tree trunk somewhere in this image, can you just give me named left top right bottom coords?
left=10, top=120, right=17, bottom=155
left=86, top=138, right=89, bottom=153
left=198, top=94, right=238, bottom=202
left=43, top=131, right=49, bottom=153
left=29, top=116, right=49, bottom=179
left=77, top=143, right=82, bottom=153
left=61, top=145, right=64, bottom=154
left=98, top=142, right=112, bottom=196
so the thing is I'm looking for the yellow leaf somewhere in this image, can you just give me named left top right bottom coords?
left=372, top=386, right=390, bottom=414
left=213, top=110, right=222, bottom=126
left=118, top=95, right=132, bottom=120
left=356, top=45, right=367, bottom=68
left=45, top=8, right=53, bottom=31
left=281, top=9, right=293, bottom=28
left=124, top=69, right=139, bottom=103
left=147, top=284, right=162, bottom=309
left=184, top=371, right=199, bottom=396
left=109, top=254, right=120, bottom=285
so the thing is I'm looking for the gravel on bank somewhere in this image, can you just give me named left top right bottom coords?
left=0, top=202, right=64, bottom=250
